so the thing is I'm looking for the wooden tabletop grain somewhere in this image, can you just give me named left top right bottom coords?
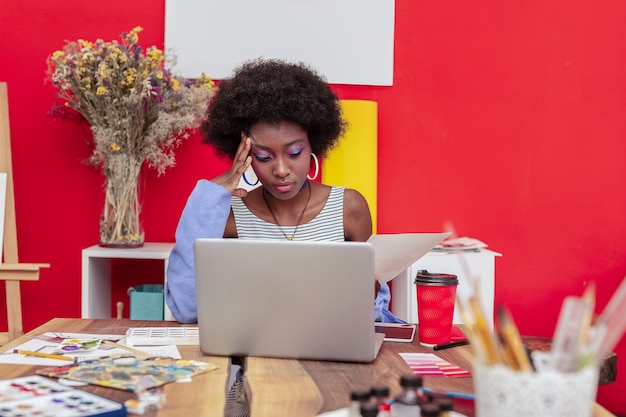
left=0, top=319, right=616, bottom=417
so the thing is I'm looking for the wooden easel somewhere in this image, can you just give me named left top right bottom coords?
left=0, top=82, right=49, bottom=345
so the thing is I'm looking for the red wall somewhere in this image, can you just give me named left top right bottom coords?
left=1, top=0, right=625, bottom=412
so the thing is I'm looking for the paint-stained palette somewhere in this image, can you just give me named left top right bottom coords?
left=0, top=375, right=126, bottom=416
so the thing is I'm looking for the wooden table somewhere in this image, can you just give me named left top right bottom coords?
left=0, top=319, right=229, bottom=417
left=0, top=319, right=616, bottom=417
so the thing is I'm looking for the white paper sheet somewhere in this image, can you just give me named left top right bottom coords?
left=368, top=232, right=451, bottom=283
left=0, top=332, right=181, bottom=366
left=317, top=408, right=349, bottom=417
left=165, top=0, right=395, bottom=86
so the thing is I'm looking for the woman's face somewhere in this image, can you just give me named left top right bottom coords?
left=248, top=120, right=311, bottom=201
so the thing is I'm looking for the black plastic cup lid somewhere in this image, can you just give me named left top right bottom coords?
left=414, top=269, right=458, bottom=286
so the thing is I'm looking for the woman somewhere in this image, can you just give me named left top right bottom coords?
left=165, top=58, right=401, bottom=325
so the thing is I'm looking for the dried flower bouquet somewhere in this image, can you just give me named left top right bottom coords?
left=47, top=26, right=215, bottom=246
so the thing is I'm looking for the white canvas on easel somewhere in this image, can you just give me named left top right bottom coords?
left=165, top=0, right=395, bottom=86
left=0, top=172, right=6, bottom=264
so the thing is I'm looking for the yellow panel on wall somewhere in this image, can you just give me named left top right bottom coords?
left=322, top=100, right=377, bottom=233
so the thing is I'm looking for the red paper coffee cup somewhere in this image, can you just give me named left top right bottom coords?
left=415, top=270, right=458, bottom=346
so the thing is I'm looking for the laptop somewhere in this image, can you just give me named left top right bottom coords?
left=193, top=238, right=384, bottom=363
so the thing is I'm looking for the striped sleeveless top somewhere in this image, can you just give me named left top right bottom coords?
left=231, top=186, right=345, bottom=242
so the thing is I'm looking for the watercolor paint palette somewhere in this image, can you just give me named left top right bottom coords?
left=0, top=375, right=126, bottom=417
left=36, top=354, right=217, bottom=392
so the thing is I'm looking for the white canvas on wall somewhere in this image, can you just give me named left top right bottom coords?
left=165, top=0, right=395, bottom=86
left=0, top=173, right=6, bottom=264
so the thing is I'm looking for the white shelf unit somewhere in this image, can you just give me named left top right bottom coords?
left=81, top=242, right=175, bottom=321
left=390, top=249, right=501, bottom=326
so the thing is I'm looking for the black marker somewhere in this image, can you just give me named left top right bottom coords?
left=433, top=339, right=469, bottom=351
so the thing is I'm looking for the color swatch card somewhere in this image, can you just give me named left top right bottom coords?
left=125, top=327, right=199, bottom=346
left=0, top=375, right=126, bottom=417
left=399, top=352, right=472, bottom=377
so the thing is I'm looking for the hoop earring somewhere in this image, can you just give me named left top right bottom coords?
left=307, top=153, right=319, bottom=181
left=243, top=170, right=259, bottom=186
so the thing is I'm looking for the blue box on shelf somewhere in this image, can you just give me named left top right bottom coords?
left=128, top=284, right=164, bottom=320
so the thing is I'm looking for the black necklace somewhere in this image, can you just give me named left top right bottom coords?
left=262, top=181, right=311, bottom=241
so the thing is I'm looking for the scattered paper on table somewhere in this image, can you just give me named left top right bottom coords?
left=368, top=232, right=451, bottom=283
left=317, top=408, right=348, bottom=417
left=0, top=332, right=181, bottom=366
left=433, top=236, right=488, bottom=252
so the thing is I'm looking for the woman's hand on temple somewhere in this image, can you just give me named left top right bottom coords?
left=211, top=135, right=253, bottom=197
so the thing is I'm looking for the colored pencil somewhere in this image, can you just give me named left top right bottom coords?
left=422, top=387, right=476, bottom=401
left=13, top=349, right=75, bottom=362
left=496, top=304, right=533, bottom=372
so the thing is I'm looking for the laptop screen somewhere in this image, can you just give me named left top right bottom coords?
left=193, top=238, right=380, bottom=362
